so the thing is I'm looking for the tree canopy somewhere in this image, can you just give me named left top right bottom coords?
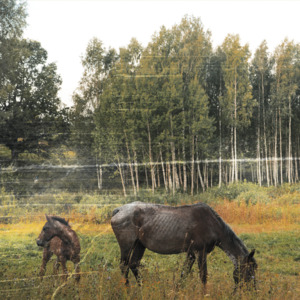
left=0, top=0, right=69, bottom=162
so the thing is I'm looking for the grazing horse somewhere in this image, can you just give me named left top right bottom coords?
left=111, top=202, right=257, bottom=289
left=36, top=215, right=81, bottom=281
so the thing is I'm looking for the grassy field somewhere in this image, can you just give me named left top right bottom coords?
left=0, top=185, right=299, bottom=299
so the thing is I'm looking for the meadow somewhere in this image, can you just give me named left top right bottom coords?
left=0, top=183, right=299, bottom=299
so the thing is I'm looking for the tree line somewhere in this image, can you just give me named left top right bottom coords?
left=72, top=16, right=300, bottom=195
left=1, top=2, right=300, bottom=196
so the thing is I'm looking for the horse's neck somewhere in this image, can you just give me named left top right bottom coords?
left=58, top=226, right=78, bottom=248
left=219, top=230, right=248, bottom=268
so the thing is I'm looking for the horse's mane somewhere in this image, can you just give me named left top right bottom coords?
left=51, top=216, right=70, bottom=227
left=207, top=204, right=248, bottom=254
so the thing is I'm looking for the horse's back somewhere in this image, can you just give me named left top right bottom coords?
left=111, top=202, right=221, bottom=254
left=111, top=202, right=214, bottom=228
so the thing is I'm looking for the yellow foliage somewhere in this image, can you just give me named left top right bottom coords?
left=213, top=200, right=299, bottom=231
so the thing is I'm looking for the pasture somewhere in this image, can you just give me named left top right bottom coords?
left=0, top=184, right=299, bottom=299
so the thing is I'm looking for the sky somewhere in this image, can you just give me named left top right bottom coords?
left=24, top=0, right=300, bottom=107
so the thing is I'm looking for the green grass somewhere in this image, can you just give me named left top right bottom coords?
left=0, top=184, right=299, bottom=298
left=0, top=230, right=299, bottom=299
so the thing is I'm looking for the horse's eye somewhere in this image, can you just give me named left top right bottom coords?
left=43, top=227, right=48, bottom=231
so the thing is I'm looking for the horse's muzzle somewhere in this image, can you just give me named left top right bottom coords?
left=36, top=239, right=44, bottom=247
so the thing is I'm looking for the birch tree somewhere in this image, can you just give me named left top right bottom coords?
left=250, top=41, right=273, bottom=186
left=221, top=34, right=254, bottom=182
left=271, top=39, right=299, bottom=184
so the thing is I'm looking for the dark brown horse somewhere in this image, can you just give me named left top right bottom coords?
left=36, top=215, right=81, bottom=281
left=111, top=202, right=257, bottom=290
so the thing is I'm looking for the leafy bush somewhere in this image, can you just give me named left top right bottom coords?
left=236, top=189, right=271, bottom=204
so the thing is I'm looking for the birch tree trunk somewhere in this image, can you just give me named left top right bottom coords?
left=143, top=149, right=149, bottom=189
left=147, top=121, right=155, bottom=193
left=96, top=156, right=102, bottom=190
left=117, top=158, right=127, bottom=197
left=171, top=141, right=178, bottom=193
left=196, top=135, right=205, bottom=191
left=257, top=83, right=262, bottom=186
left=96, top=165, right=102, bottom=190
left=218, top=105, right=222, bottom=187
left=160, top=147, right=168, bottom=191
left=182, top=104, right=187, bottom=192
left=273, top=110, right=278, bottom=186
left=133, top=149, right=139, bottom=193
left=288, top=95, right=292, bottom=183
left=170, top=114, right=179, bottom=191
left=197, top=162, right=205, bottom=191
left=234, top=69, right=238, bottom=182
left=279, top=108, right=283, bottom=184
left=167, top=162, right=173, bottom=191
left=125, top=137, right=136, bottom=196
left=191, top=135, right=195, bottom=195
left=231, top=125, right=235, bottom=183
left=295, top=148, right=298, bottom=182
left=262, top=73, right=270, bottom=186
left=182, top=143, right=187, bottom=192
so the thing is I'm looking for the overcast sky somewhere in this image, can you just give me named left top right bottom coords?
left=24, top=0, right=300, bottom=107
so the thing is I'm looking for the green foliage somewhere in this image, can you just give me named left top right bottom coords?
left=193, top=181, right=300, bottom=206
left=0, top=2, right=70, bottom=163
left=1, top=6, right=300, bottom=194
left=0, top=0, right=27, bottom=40
left=1, top=182, right=300, bottom=225
left=0, top=229, right=298, bottom=299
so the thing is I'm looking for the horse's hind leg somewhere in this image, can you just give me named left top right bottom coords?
left=120, top=249, right=131, bottom=285
left=60, top=258, right=68, bottom=281
left=128, top=240, right=145, bottom=285
left=53, top=257, right=61, bottom=279
left=181, top=252, right=196, bottom=279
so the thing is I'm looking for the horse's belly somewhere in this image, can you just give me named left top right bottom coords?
left=142, top=236, right=187, bottom=254
left=138, top=214, right=193, bottom=254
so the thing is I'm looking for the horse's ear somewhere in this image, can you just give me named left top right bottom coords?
left=45, top=214, right=52, bottom=223
left=248, top=249, right=255, bottom=260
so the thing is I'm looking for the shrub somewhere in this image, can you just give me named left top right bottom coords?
left=236, top=189, right=271, bottom=205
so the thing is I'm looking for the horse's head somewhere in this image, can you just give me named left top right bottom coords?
left=233, top=249, right=257, bottom=288
left=36, top=215, right=63, bottom=247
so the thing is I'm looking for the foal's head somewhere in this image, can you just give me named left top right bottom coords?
left=36, top=215, right=69, bottom=247
left=234, top=249, right=257, bottom=288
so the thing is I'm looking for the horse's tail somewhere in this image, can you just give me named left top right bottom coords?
left=112, top=208, right=120, bottom=217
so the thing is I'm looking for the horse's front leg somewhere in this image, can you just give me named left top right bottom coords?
left=198, top=250, right=208, bottom=293
left=58, top=257, right=68, bottom=281
left=40, top=248, right=52, bottom=279
left=73, top=256, right=81, bottom=282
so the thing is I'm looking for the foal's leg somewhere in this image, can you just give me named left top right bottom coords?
left=128, top=240, right=145, bottom=285
left=53, top=258, right=60, bottom=276
left=72, top=255, right=81, bottom=282
left=58, top=256, right=68, bottom=281
left=40, top=248, right=52, bottom=278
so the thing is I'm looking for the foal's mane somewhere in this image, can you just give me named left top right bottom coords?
left=51, top=216, right=70, bottom=227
